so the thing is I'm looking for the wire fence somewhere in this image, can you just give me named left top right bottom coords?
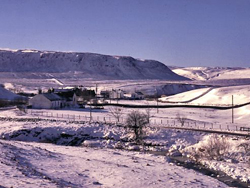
left=24, top=109, right=248, bottom=133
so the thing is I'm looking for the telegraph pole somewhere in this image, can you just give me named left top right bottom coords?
left=155, top=87, right=159, bottom=113
left=157, top=98, right=159, bottom=113
left=89, top=103, right=92, bottom=122
left=232, top=95, right=234, bottom=124
left=95, top=83, right=98, bottom=95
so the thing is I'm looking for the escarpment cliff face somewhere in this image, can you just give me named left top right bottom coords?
left=0, top=49, right=188, bottom=80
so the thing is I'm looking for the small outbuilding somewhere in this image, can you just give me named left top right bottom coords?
left=72, top=89, right=95, bottom=106
left=131, top=91, right=144, bottom=100
left=29, top=93, right=63, bottom=109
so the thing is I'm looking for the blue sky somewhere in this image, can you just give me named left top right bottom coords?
left=0, top=0, right=250, bottom=67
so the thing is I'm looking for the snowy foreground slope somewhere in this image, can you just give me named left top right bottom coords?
left=0, top=140, right=228, bottom=188
left=0, top=110, right=229, bottom=188
left=171, top=66, right=250, bottom=81
left=0, top=49, right=187, bottom=80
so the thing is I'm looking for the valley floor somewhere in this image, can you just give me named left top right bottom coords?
left=1, top=82, right=250, bottom=187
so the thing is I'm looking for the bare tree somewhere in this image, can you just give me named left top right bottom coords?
left=125, top=110, right=148, bottom=144
left=176, top=113, right=186, bottom=126
left=145, top=108, right=152, bottom=124
left=109, top=107, right=123, bottom=123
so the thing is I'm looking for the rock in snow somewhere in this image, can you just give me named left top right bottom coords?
left=0, top=49, right=188, bottom=80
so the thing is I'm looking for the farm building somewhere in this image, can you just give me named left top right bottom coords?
left=131, top=91, right=144, bottom=100
left=54, top=90, right=75, bottom=107
left=29, top=93, right=63, bottom=109
left=110, top=89, right=124, bottom=99
left=100, top=90, right=110, bottom=98
left=72, top=88, right=95, bottom=106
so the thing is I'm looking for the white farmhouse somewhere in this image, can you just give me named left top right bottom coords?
left=72, top=93, right=84, bottom=106
left=110, top=89, right=124, bottom=99
left=29, top=93, right=63, bottom=109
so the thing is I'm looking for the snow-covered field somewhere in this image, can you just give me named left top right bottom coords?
left=1, top=65, right=250, bottom=187
left=0, top=108, right=230, bottom=187
left=0, top=93, right=250, bottom=187
left=159, top=85, right=250, bottom=105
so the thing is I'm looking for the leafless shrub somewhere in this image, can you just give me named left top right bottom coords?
left=238, top=142, right=250, bottom=156
left=109, top=107, right=123, bottom=123
left=196, top=135, right=230, bottom=161
left=125, top=110, right=148, bottom=144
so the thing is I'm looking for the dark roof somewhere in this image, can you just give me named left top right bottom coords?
left=135, top=92, right=144, bottom=95
left=74, top=89, right=95, bottom=97
left=56, top=91, right=75, bottom=99
left=100, top=90, right=109, bottom=93
left=42, top=93, right=62, bottom=101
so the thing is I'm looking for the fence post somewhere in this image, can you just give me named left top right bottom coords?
left=161, top=119, right=162, bottom=124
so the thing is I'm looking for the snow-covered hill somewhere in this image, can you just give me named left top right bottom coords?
left=0, top=49, right=188, bottom=80
left=159, top=85, right=250, bottom=104
left=0, top=85, right=21, bottom=100
left=171, top=66, right=250, bottom=81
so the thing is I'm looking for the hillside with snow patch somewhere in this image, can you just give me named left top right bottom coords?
left=0, top=49, right=188, bottom=80
left=171, top=66, right=250, bottom=81
left=159, top=85, right=250, bottom=105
